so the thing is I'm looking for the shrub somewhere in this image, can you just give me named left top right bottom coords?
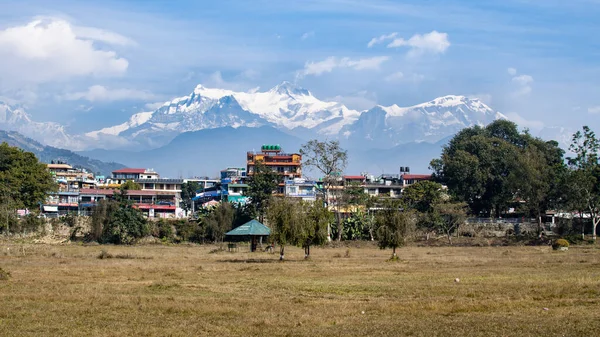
left=97, top=250, right=113, bottom=259
left=552, top=238, right=570, bottom=250
left=0, top=267, right=10, bottom=281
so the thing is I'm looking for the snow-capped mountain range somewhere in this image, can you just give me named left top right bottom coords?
left=0, top=101, right=73, bottom=148
left=81, top=81, right=505, bottom=150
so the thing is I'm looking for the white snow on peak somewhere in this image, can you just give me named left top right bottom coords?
left=86, top=111, right=154, bottom=138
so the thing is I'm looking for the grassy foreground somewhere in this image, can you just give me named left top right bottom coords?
left=1, top=242, right=599, bottom=336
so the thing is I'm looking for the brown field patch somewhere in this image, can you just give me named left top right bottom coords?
left=1, top=242, right=599, bottom=336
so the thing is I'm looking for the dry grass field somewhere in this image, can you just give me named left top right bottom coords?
left=1, top=242, right=600, bottom=336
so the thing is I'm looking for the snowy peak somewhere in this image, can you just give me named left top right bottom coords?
left=270, top=81, right=311, bottom=96
left=342, top=95, right=505, bottom=149
left=0, top=101, right=32, bottom=125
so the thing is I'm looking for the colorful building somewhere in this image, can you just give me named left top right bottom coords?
left=247, top=144, right=302, bottom=194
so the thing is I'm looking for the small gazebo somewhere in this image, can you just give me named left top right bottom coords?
left=225, top=220, right=271, bottom=252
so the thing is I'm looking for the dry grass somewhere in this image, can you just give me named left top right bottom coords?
left=1, top=242, right=600, bottom=336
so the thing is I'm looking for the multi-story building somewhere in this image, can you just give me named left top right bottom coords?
left=284, top=178, right=317, bottom=201
left=247, top=144, right=302, bottom=194
left=220, top=167, right=248, bottom=204
left=78, top=188, right=182, bottom=218
left=47, top=163, right=97, bottom=190
left=109, top=168, right=159, bottom=184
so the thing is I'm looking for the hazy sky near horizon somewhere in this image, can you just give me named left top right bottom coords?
left=0, top=0, right=598, bottom=134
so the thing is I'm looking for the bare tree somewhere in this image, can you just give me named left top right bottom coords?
left=300, top=140, right=348, bottom=241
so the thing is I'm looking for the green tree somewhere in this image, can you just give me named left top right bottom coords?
left=100, top=186, right=148, bottom=244
left=298, top=201, right=332, bottom=258
left=509, top=137, right=565, bottom=237
left=119, top=180, right=141, bottom=191
left=180, top=181, right=201, bottom=213
left=300, top=139, right=348, bottom=241
left=267, top=197, right=302, bottom=260
left=430, top=120, right=564, bottom=219
left=374, top=199, right=415, bottom=259
left=246, top=161, right=279, bottom=222
left=204, top=202, right=235, bottom=243
left=565, top=126, right=600, bottom=240
left=432, top=201, right=468, bottom=245
left=0, top=142, right=57, bottom=210
left=402, top=180, right=444, bottom=213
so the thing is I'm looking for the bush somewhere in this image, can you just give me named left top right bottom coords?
left=155, top=219, right=174, bottom=242
left=0, top=267, right=10, bottom=280
left=552, top=238, right=570, bottom=250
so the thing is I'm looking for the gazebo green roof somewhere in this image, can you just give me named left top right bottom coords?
left=225, top=220, right=271, bottom=236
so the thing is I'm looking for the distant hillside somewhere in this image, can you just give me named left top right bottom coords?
left=0, top=130, right=126, bottom=176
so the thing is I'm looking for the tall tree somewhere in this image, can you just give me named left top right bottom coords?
left=204, top=202, right=235, bottom=243
left=246, top=161, right=279, bottom=222
left=566, top=126, right=600, bottom=240
left=0, top=142, right=57, bottom=210
left=374, top=199, right=415, bottom=259
left=298, top=201, right=332, bottom=258
left=267, top=197, right=301, bottom=260
left=180, top=181, right=201, bottom=213
left=300, top=139, right=348, bottom=241
left=100, top=182, right=148, bottom=244
left=430, top=120, right=564, bottom=219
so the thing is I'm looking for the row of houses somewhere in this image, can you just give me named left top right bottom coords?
left=42, top=144, right=431, bottom=218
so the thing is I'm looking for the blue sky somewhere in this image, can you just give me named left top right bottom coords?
left=0, top=0, right=599, bottom=135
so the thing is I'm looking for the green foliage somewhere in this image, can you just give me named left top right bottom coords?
left=0, top=142, right=57, bottom=210
left=552, top=238, right=570, bottom=250
left=180, top=181, right=201, bottom=213
left=430, top=120, right=566, bottom=218
left=342, top=211, right=372, bottom=241
left=564, top=126, right=600, bottom=240
left=155, top=219, right=175, bottom=242
left=203, top=202, right=235, bottom=242
left=301, top=139, right=348, bottom=241
left=101, top=205, right=149, bottom=244
left=89, top=186, right=149, bottom=244
left=402, top=180, right=444, bottom=213
left=267, top=198, right=302, bottom=260
left=119, top=180, right=141, bottom=191
left=246, top=161, right=279, bottom=221
left=432, top=201, right=468, bottom=245
left=374, top=199, right=416, bottom=258
left=298, top=201, right=332, bottom=257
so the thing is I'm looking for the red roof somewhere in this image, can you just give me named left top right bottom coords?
left=402, top=174, right=432, bottom=180
left=344, top=175, right=365, bottom=180
left=79, top=188, right=177, bottom=197
left=112, top=168, right=146, bottom=174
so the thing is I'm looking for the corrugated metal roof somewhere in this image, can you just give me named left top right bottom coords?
left=226, top=220, right=271, bottom=236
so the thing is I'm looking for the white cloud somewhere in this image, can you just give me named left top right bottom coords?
left=510, top=73, right=534, bottom=96
left=72, top=25, right=135, bottom=46
left=301, top=56, right=389, bottom=76
left=327, top=90, right=377, bottom=111
left=505, top=112, right=544, bottom=131
left=384, top=71, right=405, bottom=82
left=507, top=67, right=517, bottom=76
left=0, top=18, right=129, bottom=85
left=387, top=31, right=450, bottom=57
left=65, top=85, right=156, bottom=102
left=238, top=69, right=260, bottom=80
left=301, top=31, right=315, bottom=40
left=367, top=32, right=397, bottom=48
left=589, top=106, right=600, bottom=114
